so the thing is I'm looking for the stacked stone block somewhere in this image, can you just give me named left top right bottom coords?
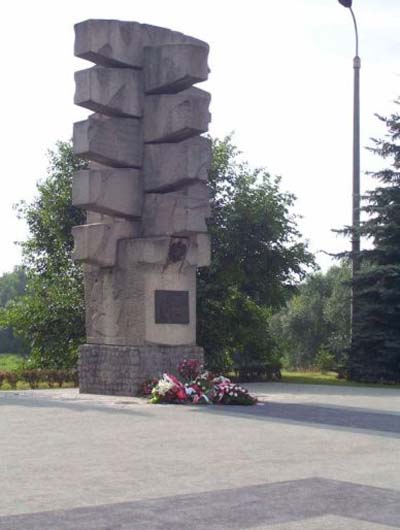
left=72, top=19, right=211, bottom=395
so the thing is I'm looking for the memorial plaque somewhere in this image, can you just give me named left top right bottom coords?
left=155, top=290, right=189, bottom=324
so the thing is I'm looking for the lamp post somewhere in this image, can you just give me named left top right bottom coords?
left=337, top=0, right=361, bottom=334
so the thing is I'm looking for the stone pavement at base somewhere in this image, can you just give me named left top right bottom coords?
left=1, top=384, right=400, bottom=529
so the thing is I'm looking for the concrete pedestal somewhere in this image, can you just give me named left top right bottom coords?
left=79, top=343, right=204, bottom=396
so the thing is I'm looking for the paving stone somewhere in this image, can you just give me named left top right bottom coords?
left=1, top=477, right=400, bottom=529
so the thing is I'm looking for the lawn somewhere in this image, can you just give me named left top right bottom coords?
left=0, top=354, right=77, bottom=390
left=281, top=370, right=400, bottom=389
left=0, top=381, right=76, bottom=391
left=0, top=353, right=24, bottom=371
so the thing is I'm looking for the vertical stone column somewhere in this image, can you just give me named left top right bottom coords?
left=72, top=19, right=212, bottom=395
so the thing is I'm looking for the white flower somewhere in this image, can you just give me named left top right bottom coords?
left=155, top=374, right=175, bottom=396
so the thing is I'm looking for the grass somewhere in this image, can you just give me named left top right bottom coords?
left=0, top=381, right=76, bottom=391
left=0, top=353, right=25, bottom=371
left=0, top=354, right=77, bottom=390
left=281, top=370, right=400, bottom=389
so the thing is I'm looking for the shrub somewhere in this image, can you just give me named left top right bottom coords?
left=51, top=370, right=66, bottom=387
left=315, top=349, right=336, bottom=373
left=4, top=371, right=18, bottom=389
left=68, top=368, right=79, bottom=387
left=21, top=369, right=41, bottom=389
left=2, top=368, right=79, bottom=389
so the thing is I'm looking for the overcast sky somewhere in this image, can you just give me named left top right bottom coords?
left=0, top=0, right=399, bottom=275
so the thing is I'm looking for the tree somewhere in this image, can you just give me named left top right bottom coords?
left=0, top=267, right=27, bottom=307
left=5, top=136, right=314, bottom=372
left=348, top=101, right=400, bottom=383
left=0, top=267, right=27, bottom=353
left=197, top=137, right=315, bottom=370
left=270, top=263, right=351, bottom=371
left=324, top=264, right=351, bottom=370
left=3, top=141, right=86, bottom=368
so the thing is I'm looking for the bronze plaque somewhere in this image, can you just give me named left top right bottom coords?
left=155, top=290, right=190, bottom=324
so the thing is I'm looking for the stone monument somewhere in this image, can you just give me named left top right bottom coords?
left=72, top=19, right=212, bottom=396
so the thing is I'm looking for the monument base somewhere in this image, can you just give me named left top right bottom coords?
left=79, top=343, right=204, bottom=396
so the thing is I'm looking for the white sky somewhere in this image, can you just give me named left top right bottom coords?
left=0, top=0, right=399, bottom=274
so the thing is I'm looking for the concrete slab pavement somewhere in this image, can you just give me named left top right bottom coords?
left=1, top=383, right=399, bottom=529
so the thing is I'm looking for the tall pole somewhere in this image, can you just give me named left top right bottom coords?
left=350, top=7, right=361, bottom=276
left=338, top=0, right=361, bottom=337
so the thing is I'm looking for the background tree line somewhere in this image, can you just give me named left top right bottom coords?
left=0, top=136, right=316, bottom=373
left=2, top=98, right=399, bottom=383
left=0, top=267, right=27, bottom=354
left=270, top=263, right=350, bottom=373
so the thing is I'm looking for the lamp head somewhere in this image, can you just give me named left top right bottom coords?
left=338, top=0, right=352, bottom=7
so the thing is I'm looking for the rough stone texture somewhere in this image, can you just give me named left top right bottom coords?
left=84, top=247, right=197, bottom=346
left=75, top=19, right=143, bottom=68
left=143, top=136, right=211, bottom=192
left=142, top=183, right=210, bottom=237
left=140, top=23, right=208, bottom=52
left=84, top=263, right=146, bottom=345
left=73, top=114, right=143, bottom=168
left=86, top=211, right=114, bottom=224
left=72, top=219, right=140, bottom=267
left=144, top=87, right=211, bottom=143
left=144, top=44, right=209, bottom=94
left=78, top=343, right=204, bottom=396
left=186, top=233, right=211, bottom=267
left=123, top=234, right=209, bottom=267
left=74, top=66, right=143, bottom=118
left=72, top=168, right=143, bottom=218
left=125, top=236, right=182, bottom=265
left=75, top=19, right=208, bottom=69
left=72, top=19, right=212, bottom=396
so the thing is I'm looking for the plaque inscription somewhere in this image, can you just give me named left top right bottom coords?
left=155, top=290, right=190, bottom=324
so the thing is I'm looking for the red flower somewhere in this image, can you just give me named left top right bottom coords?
left=176, top=388, right=187, bottom=401
left=191, top=384, right=203, bottom=395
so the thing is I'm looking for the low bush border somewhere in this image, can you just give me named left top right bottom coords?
left=0, top=369, right=78, bottom=389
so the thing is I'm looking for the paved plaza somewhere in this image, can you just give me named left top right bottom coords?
left=1, top=383, right=400, bottom=529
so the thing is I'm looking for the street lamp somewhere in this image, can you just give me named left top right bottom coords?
left=337, top=0, right=361, bottom=333
left=337, top=0, right=360, bottom=270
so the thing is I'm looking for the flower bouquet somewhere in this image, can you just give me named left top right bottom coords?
left=210, top=376, right=256, bottom=405
left=146, top=359, right=257, bottom=406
